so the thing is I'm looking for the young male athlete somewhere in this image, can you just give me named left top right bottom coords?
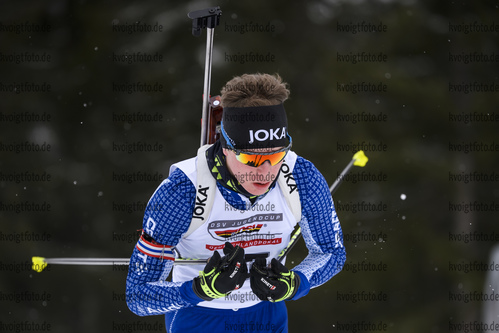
left=126, top=73, right=346, bottom=332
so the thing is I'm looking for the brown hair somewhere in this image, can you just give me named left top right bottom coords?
left=220, top=73, right=290, bottom=107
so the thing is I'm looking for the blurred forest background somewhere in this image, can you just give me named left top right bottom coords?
left=1, top=0, right=498, bottom=332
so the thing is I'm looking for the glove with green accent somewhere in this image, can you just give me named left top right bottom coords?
left=192, top=242, right=248, bottom=301
left=250, top=258, right=300, bottom=302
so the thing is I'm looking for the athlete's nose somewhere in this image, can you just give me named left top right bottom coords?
left=256, top=160, right=271, bottom=173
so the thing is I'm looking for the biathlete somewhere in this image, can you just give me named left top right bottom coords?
left=126, top=73, right=346, bottom=332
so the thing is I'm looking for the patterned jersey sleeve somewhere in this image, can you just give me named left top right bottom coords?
left=290, top=156, right=346, bottom=298
left=125, top=167, right=203, bottom=316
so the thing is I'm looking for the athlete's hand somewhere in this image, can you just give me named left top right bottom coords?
left=250, top=258, right=300, bottom=302
left=192, top=242, right=247, bottom=301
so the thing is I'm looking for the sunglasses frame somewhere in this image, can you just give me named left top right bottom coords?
left=221, top=122, right=293, bottom=167
left=231, top=140, right=292, bottom=167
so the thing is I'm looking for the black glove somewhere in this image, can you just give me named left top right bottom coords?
left=250, top=258, right=300, bottom=302
left=192, top=242, right=248, bottom=301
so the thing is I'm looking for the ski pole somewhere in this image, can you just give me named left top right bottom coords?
left=329, top=150, right=368, bottom=194
left=30, top=256, right=216, bottom=273
left=277, top=150, right=368, bottom=262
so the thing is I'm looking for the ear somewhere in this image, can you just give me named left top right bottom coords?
left=222, top=148, right=230, bottom=157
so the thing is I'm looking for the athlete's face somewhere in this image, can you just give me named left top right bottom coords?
left=223, top=148, right=283, bottom=196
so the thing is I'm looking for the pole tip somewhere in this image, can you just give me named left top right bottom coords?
left=32, top=257, right=47, bottom=272
left=353, top=150, right=368, bottom=167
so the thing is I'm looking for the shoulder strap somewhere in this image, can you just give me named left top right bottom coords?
left=277, top=151, right=301, bottom=223
left=182, top=144, right=217, bottom=238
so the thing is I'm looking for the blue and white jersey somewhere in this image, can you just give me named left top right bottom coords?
left=171, top=151, right=299, bottom=310
left=125, top=150, right=346, bottom=316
